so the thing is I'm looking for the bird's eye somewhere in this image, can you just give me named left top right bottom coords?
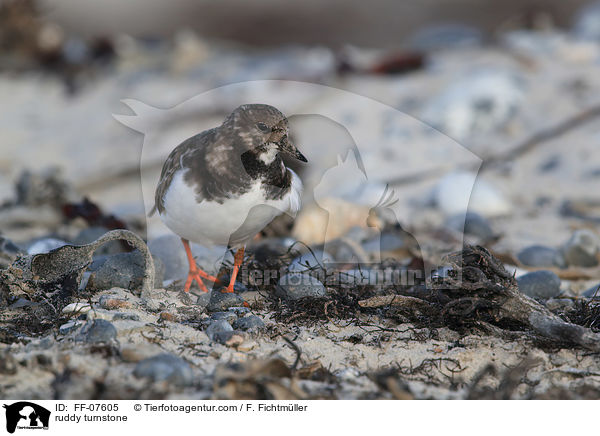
left=256, top=122, right=270, bottom=133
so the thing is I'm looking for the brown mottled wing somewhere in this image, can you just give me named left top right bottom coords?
left=152, top=129, right=216, bottom=215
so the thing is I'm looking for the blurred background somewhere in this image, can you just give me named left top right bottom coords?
left=1, top=0, right=599, bottom=281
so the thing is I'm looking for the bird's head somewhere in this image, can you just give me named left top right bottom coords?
left=224, top=104, right=307, bottom=164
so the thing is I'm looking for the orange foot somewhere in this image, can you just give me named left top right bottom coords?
left=181, top=238, right=220, bottom=293
left=223, top=246, right=245, bottom=293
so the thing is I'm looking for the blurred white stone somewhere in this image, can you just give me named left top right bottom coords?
left=432, top=171, right=511, bottom=217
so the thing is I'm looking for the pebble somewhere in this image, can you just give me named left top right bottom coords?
left=210, top=311, right=237, bottom=324
left=98, top=295, right=132, bottom=310
left=207, top=291, right=246, bottom=312
left=205, top=319, right=235, bottom=344
left=409, top=24, right=483, bottom=50
left=445, top=212, right=494, bottom=240
left=86, top=251, right=164, bottom=291
left=232, top=315, right=265, bottom=332
left=133, top=353, right=194, bottom=387
left=276, top=273, right=328, bottom=300
left=561, top=230, right=599, bottom=268
left=228, top=306, right=250, bottom=316
left=59, top=320, right=85, bottom=335
left=517, top=245, right=566, bottom=268
left=432, top=172, right=511, bottom=217
left=288, top=250, right=333, bottom=272
left=516, top=270, right=562, bottom=300
left=82, top=319, right=117, bottom=343
left=112, top=312, right=140, bottom=321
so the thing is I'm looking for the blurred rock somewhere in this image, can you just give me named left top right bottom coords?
left=86, top=251, right=164, bottom=291
left=573, top=1, right=600, bottom=40
left=207, top=291, right=245, bottom=312
left=232, top=315, right=265, bottom=332
left=517, top=245, right=566, bottom=268
left=561, top=230, right=599, bottom=267
left=410, top=24, right=483, bottom=50
left=82, top=319, right=117, bottom=343
left=445, top=212, right=494, bottom=241
left=133, top=353, right=193, bottom=387
left=206, top=319, right=234, bottom=344
left=73, top=226, right=123, bottom=256
left=517, top=270, right=561, bottom=300
left=276, top=273, right=328, bottom=300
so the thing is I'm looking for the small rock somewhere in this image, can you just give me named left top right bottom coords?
left=159, top=312, right=178, bottom=322
left=517, top=245, right=566, bottom=268
left=86, top=251, right=164, bottom=291
left=517, top=270, right=561, bottom=300
left=561, top=230, right=599, bottom=268
left=207, top=291, right=246, bottom=312
left=446, top=212, right=494, bottom=240
left=0, top=351, right=17, bottom=375
left=98, top=295, right=132, bottom=310
left=59, top=320, right=85, bottom=335
left=237, top=340, right=258, bottom=352
left=210, top=311, right=237, bottom=324
left=196, top=292, right=211, bottom=308
left=276, top=273, right=328, bottom=300
left=62, top=302, right=91, bottom=314
left=233, top=315, right=265, bottom=332
left=205, top=319, right=234, bottom=342
left=133, top=353, right=193, bottom=387
left=228, top=306, right=250, bottom=316
left=574, top=1, right=600, bottom=40
left=83, top=319, right=117, bottom=343
left=225, top=334, right=245, bottom=348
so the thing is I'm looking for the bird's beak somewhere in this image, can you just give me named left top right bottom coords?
left=279, top=136, right=307, bottom=162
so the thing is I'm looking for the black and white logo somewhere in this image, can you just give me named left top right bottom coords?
left=3, top=402, right=50, bottom=434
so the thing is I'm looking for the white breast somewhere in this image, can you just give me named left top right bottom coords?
left=160, top=169, right=302, bottom=247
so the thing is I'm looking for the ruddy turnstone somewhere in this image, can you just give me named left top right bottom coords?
left=153, top=104, right=306, bottom=293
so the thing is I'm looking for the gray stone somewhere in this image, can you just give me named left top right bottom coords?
left=59, top=320, right=85, bottom=335
left=133, top=353, right=193, bottom=387
left=205, top=319, right=234, bottom=342
left=288, top=250, right=332, bottom=272
left=86, top=251, right=164, bottom=291
left=210, top=311, right=237, bottom=324
left=446, top=212, right=494, bottom=241
left=228, top=306, right=250, bottom=316
left=233, top=315, right=265, bottom=332
left=517, top=245, right=566, bottom=268
left=196, top=292, right=211, bottom=308
left=545, top=298, right=575, bottom=312
left=517, top=270, right=561, bottom=300
left=574, top=1, right=600, bottom=40
left=276, top=273, right=328, bottom=300
left=83, top=319, right=117, bottom=343
left=582, top=284, right=600, bottom=298
left=561, top=230, right=599, bottom=268
left=207, top=291, right=246, bottom=312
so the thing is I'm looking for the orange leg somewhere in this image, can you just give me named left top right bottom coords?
left=224, top=246, right=245, bottom=293
left=181, top=238, right=220, bottom=293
